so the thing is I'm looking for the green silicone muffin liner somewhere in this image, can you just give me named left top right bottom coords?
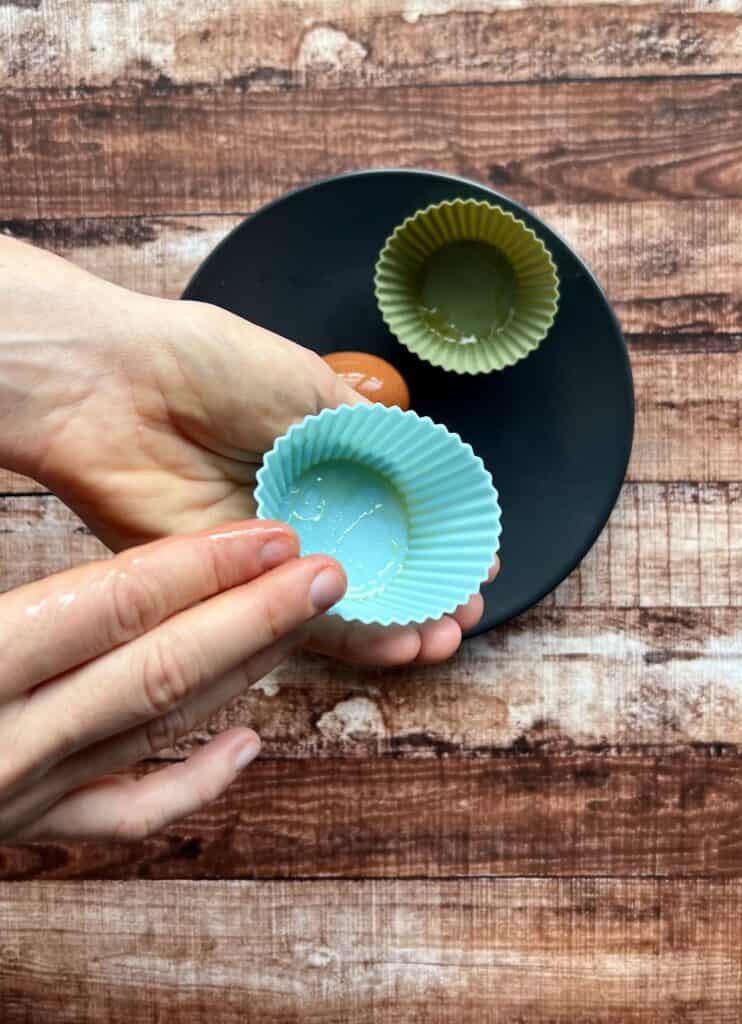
left=375, top=199, right=559, bottom=374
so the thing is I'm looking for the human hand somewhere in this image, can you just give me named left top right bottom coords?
left=0, top=238, right=499, bottom=667
left=0, top=520, right=346, bottom=842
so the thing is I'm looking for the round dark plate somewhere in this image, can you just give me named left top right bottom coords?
left=183, top=169, right=634, bottom=635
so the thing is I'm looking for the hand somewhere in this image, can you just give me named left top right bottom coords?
left=0, top=520, right=346, bottom=841
left=0, top=238, right=499, bottom=666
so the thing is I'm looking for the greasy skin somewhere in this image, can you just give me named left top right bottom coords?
left=0, top=521, right=347, bottom=842
left=0, top=237, right=499, bottom=668
left=0, top=236, right=501, bottom=841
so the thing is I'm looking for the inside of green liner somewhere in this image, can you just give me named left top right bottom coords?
left=416, top=240, right=516, bottom=344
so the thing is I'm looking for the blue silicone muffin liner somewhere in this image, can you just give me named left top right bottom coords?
left=255, top=403, right=501, bottom=626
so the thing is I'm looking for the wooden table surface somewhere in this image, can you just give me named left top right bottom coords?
left=2, top=1, right=742, bottom=1020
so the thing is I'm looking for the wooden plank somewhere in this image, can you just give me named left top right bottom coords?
left=2, top=879, right=742, bottom=1022
left=0, top=346, right=740, bottom=489
left=2, top=76, right=742, bottom=218
left=554, top=483, right=742, bottom=606
left=5, top=199, right=742, bottom=336
left=1, top=206, right=742, bottom=493
left=550, top=201, right=742, bottom=336
left=3, top=494, right=742, bottom=752
left=633, top=348, right=742, bottom=481
left=176, top=605, right=742, bottom=756
left=5, top=751, right=742, bottom=879
left=4, top=1, right=742, bottom=92
left=0, top=342, right=740, bottom=488
left=0, top=495, right=108, bottom=589
left=2, top=493, right=742, bottom=752
left=2, top=482, right=739, bottom=605
left=0, top=469, right=42, bottom=494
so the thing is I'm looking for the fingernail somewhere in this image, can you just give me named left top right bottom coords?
left=234, top=737, right=261, bottom=772
left=260, top=538, right=294, bottom=571
left=310, top=566, right=346, bottom=612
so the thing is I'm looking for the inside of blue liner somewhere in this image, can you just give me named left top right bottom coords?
left=279, top=459, right=409, bottom=599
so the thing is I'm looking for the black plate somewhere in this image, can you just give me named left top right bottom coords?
left=183, top=169, right=634, bottom=634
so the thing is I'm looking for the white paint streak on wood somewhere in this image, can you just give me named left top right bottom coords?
left=182, top=606, right=742, bottom=754
left=316, top=696, right=387, bottom=742
left=296, top=943, right=336, bottom=968
left=296, top=26, right=368, bottom=71
left=3, top=491, right=741, bottom=751
left=3, top=0, right=741, bottom=89
left=402, top=0, right=526, bottom=19
left=250, top=676, right=281, bottom=697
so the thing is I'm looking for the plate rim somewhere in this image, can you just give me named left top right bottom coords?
left=182, top=167, right=636, bottom=632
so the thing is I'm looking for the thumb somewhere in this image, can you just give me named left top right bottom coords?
left=304, top=345, right=369, bottom=412
left=264, top=335, right=369, bottom=443
left=166, top=301, right=369, bottom=456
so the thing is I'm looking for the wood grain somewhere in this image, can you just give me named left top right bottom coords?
left=2, top=0, right=742, bottom=1014
left=1, top=204, right=742, bottom=499
left=4, top=1, right=742, bottom=92
left=0, top=469, right=42, bottom=494
left=552, top=483, right=742, bottom=607
left=2, top=492, right=742, bottom=754
left=5, top=750, right=742, bottom=880
left=9, top=344, right=738, bottom=483
left=5, top=199, right=742, bottom=336
left=2, top=342, right=736, bottom=493
left=2, top=76, right=742, bottom=219
left=162, top=605, right=742, bottom=756
left=2, top=339, right=742, bottom=488
left=0, top=495, right=108, bottom=588
left=2, top=878, right=742, bottom=1022
left=2, top=481, right=740, bottom=605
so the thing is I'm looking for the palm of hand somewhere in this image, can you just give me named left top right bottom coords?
left=43, top=300, right=496, bottom=665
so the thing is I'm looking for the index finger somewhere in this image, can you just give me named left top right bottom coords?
left=0, top=519, right=298, bottom=698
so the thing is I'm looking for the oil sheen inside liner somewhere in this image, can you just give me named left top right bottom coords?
left=280, top=460, right=408, bottom=599
left=416, top=240, right=516, bottom=344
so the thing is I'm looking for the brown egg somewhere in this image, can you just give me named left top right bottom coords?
left=323, top=351, right=411, bottom=411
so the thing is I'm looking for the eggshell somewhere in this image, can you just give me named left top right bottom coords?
left=323, top=351, right=410, bottom=410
